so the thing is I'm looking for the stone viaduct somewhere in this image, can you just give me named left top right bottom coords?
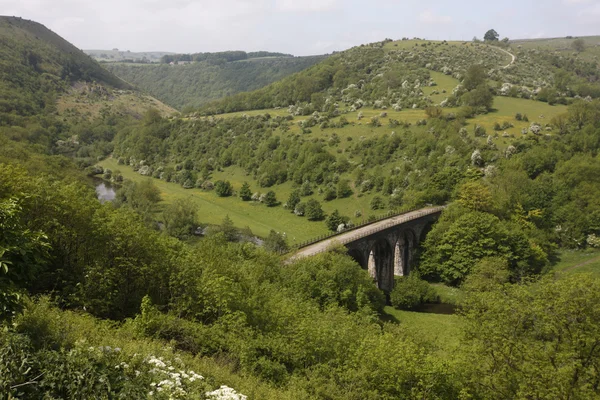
left=289, top=207, right=444, bottom=292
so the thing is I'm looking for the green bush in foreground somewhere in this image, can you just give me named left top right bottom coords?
left=390, top=274, right=438, bottom=310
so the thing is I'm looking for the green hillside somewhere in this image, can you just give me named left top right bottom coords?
left=2, top=16, right=600, bottom=399
left=106, top=54, right=327, bottom=110
left=0, top=16, right=174, bottom=161
left=107, top=38, right=593, bottom=248
left=512, top=35, right=600, bottom=64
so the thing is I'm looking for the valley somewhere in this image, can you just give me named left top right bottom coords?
left=1, top=12, right=600, bottom=400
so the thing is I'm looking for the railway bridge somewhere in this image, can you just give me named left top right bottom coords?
left=289, top=207, right=444, bottom=292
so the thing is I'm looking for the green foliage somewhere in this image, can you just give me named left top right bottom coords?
left=462, top=64, right=488, bottom=91
left=214, top=180, right=233, bottom=197
left=263, top=190, right=278, bottom=207
left=370, top=195, right=385, bottom=210
left=115, top=179, right=161, bottom=224
left=419, top=205, right=546, bottom=285
left=461, top=274, right=600, bottom=399
left=336, top=179, right=353, bottom=198
left=264, top=230, right=288, bottom=253
left=390, top=274, right=439, bottom=310
left=239, top=181, right=252, bottom=201
left=305, top=199, right=324, bottom=221
left=220, top=214, right=238, bottom=242
left=162, top=198, right=198, bottom=240
left=285, top=190, right=301, bottom=211
left=462, top=84, right=494, bottom=110
left=572, top=38, right=586, bottom=52
left=484, top=29, right=499, bottom=42
left=325, top=209, right=350, bottom=232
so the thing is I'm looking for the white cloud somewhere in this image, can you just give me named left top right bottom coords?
left=276, top=0, right=339, bottom=12
left=418, top=10, right=452, bottom=24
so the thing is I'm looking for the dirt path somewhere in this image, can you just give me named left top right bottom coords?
left=564, top=255, right=600, bottom=272
left=496, top=47, right=516, bottom=69
left=288, top=206, right=444, bottom=262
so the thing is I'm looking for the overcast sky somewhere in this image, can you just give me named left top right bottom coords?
left=2, top=0, right=599, bottom=56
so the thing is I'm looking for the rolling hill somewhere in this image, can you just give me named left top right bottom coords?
left=105, top=37, right=599, bottom=244
left=105, top=54, right=328, bottom=110
left=0, top=16, right=175, bottom=122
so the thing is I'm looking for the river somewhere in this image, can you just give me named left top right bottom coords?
left=93, top=178, right=117, bottom=203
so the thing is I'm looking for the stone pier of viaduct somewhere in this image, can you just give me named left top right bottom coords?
left=289, top=207, right=444, bottom=292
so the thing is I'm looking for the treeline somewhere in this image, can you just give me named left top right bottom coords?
left=160, top=50, right=294, bottom=64
left=107, top=55, right=327, bottom=110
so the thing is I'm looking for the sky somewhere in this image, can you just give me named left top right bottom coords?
left=2, top=0, right=600, bottom=56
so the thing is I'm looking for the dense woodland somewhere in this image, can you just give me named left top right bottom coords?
left=2, top=17, right=600, bottom=399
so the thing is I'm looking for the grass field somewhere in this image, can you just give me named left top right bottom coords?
left=551, top=249, right=600, bottom=276
left=100, top=158, right=386, bottom=243
left=383, top=306, right=462, bottom=357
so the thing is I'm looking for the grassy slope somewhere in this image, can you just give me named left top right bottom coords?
left=0, top=16, right=131, bottom=90
left=57, top=84, right=176, bottom=119
left=551, top=249, right=600, bottom=276
left=103, top=38, right=567, bottom=242
left=113, top=97, right=565, bottom=240
left=512, top=36, right=600, bottom=65
left=100, top=158, right=331, bottom=243
left=383, top=306, right=462, bottom=357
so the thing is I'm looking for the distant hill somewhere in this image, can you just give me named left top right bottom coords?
left=106, top=54, right=328, bottom=110
left=511, top=35, right=600, bottom=64
left=85, top=49, right=175, bottom=63
left=197, top=37, right=600, bottom=115
left=0, top=16, right=174, bottom=124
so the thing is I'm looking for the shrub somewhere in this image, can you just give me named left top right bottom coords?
left=263, top=190, right=278, bottom=207
left=214, top=180, right=233, bottom=197
left=305, top=199, right=324, bottom=221
left=390, top=275, right=438, bottom=310
left=370, top=196, right=385, bottom=210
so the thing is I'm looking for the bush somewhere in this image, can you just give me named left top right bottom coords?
left=263, top=190, right=278, bottom=207
left=370, top=196, right=385, bottom=210
left=390, top=275, right=438, bottom=310
left=305, top=199, right=324, bottom=221
left=214, top=180, right=233, bottom=197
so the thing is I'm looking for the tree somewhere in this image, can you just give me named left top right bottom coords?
left=462, top=84, right=494, bottom=111
left=370, top=196, right=385, bottom=210
left=462, top=65, right=487, bottom=91
left=484, top=29, right=499, bottom=42
left=323, top=185, right=337, bottom=201
left=239, top=182, right=252, bottom=201
left=214, top=180, right=232, bottom=197
left=285, top=190, right=301, bottom=211
left=325, top=209, right=349, bottom=232
left=162, top=199, right=197, bottom=240
left=337, top=179, right=353, bottom=198
left=115, top=179, right=161, bottom=224
left=418, top=207, right=544, bottom=285
left=220, top=214, right=238, bottom=242
left=461, top=274, right=600, bottom=398
left=264, top=230, right=288, bottom=253
left=572, top=38, right=586, bottom=52
left=456, top=181, right=494, bottom=213
left=305, top=199, right=324, bottom=221
left=263, top=190, right=278, bottom=207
